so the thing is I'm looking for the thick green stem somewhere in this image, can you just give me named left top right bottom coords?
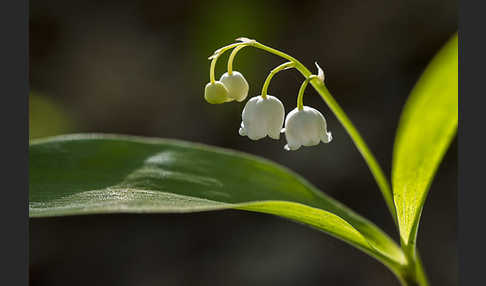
left=399, top=258, right=429, bottom=286
left=414, top=252, right=429, bottom=286
left=399, top=243, right=429, bottom=286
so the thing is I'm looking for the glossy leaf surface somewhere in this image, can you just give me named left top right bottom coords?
left=392, top=34, right=458, bottom=247
left=30, top=134, right=406, bottom=269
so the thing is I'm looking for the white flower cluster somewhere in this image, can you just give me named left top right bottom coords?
left=283, top=106, right=332, bottom=151
left=204, top=42, right=332, bottom=151
left=204, top=71, right=249, bottom=104
left=239, top=95, right=332, bottom=151
left=239, top=95, right=284, bottom=140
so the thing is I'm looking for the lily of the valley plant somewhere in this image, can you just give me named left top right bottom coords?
left=203, top=36, right=458, bottom=285
left=29, top=34, right=456, bottom=286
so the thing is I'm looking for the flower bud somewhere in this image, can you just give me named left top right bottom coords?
left=239, top=95, right=285, bottom=140
left=204, top=81, right=231, bottom=104
left=283, top=106, right=332, bottom=151
left=220, top=71, right=249, bottom=102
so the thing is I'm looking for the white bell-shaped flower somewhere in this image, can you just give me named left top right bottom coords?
left=239, top=95, right=285, bottom=140
left=220, top=71, right=249, bottom=102
left=204, top=81, right=230, bottom=104
left=283, top=106, right=332, bottom=151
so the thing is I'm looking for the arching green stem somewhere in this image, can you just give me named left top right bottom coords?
left=209, top=56, right=218, bottom=83
left=228, top=45, right=246, bottom=75
left=208, top=42, right=249, bottom=83
left=261, top=62, right=294, bottom=99
left=297, top=75, right=318, bottom=110
left=208, top=42, right=244, bottom=60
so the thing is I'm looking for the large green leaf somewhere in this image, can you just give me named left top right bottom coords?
left=392, top=34, right=458, bottom=249
left=30, top=134, right=406, bottom=271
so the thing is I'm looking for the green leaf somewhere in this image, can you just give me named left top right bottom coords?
left=30, top=134, right=406, bottom=271
left=392, top=34, right=458, bottom=249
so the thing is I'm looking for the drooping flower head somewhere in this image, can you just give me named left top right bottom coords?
left=239, top=95, right=285, bottom=140
left=204, top=81, right=230, bottom=104
left=283, top=106, right=332, bottom=151
left=220, top=71, right=249, bottom=102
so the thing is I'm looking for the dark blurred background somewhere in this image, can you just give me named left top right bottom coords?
left=29, top=0, right=458, bottom=285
